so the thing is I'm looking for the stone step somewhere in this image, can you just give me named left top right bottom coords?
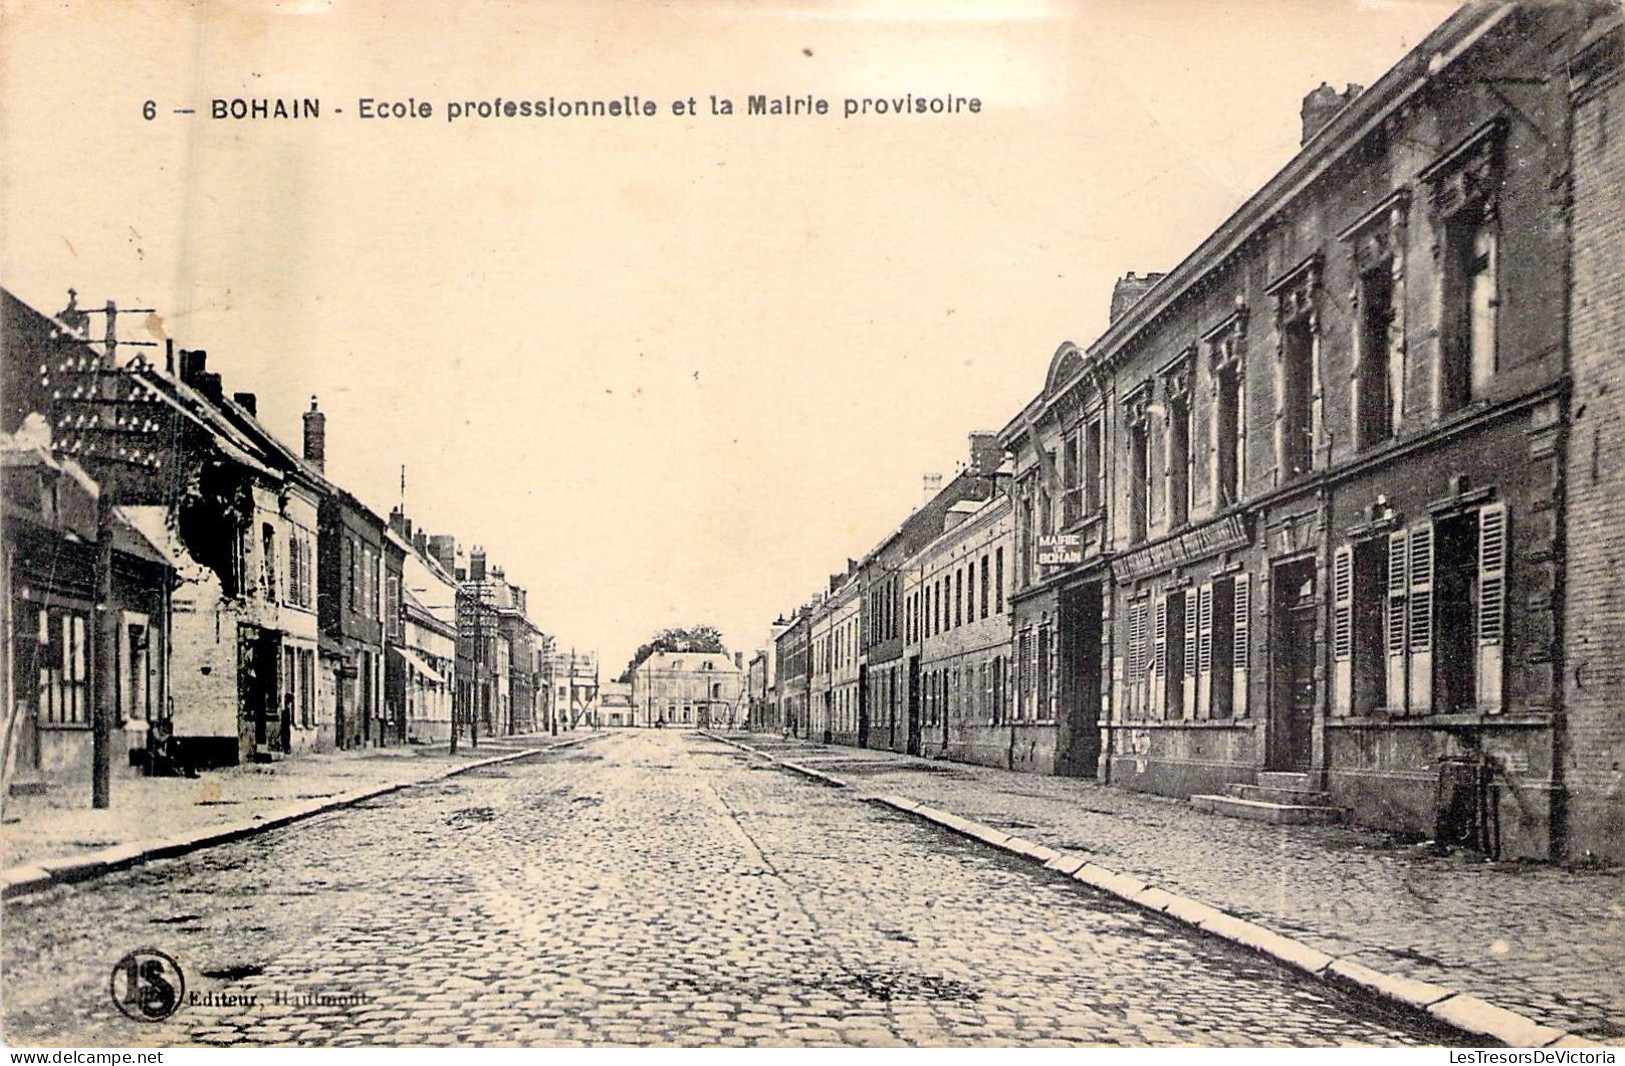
left=1257, top=770, right=1313, bottom=790
left=1225, top=783, right=1338, bottom=806
left=1191, top=793, right=1346, bottom=826
left=7, top=775, right=48, bottom=797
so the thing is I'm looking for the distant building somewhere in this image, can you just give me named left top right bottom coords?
left=599, top=680, right=634, bottom=727
left=630, top=651, right=743, bottom=729
left=546, top=649, right=598, bottom=729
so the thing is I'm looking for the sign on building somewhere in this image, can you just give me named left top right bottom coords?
left=1037, top=534, right=1083, bottom=567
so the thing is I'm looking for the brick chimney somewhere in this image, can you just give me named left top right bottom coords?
left=179, top=349, right=222, bottom=401
left=1301, top=82, right=1362, bottom=145
left=1110, top=272, right=1166, bottom=323
left=413, top=529, right=428, bottom=557
left=428, top=534, right=457, bottom=576
left=388, top=505, right=410, bottom=541
left=922, top=473, right=944, bottom=505
left=302, top=397, right=326, bottom=472
left=232, top=391, right=257, bottom=417
left=470, top=546, right=487, bottom=583
left=967, top=431, right=1002, bottom=476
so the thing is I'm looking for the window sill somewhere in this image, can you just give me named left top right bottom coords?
left=38, top=721, right=92, bottom=731
left=1109, top=718, right=1252, bottom=729
left=1061, top=511, right=1106, bottom=536
left=1329, top=710, right=1551, bottom=729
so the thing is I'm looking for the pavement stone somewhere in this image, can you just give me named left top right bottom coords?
left=1, top=731, right=1481, bottom=1047
left=735, top=732, right=1625, bottom=1044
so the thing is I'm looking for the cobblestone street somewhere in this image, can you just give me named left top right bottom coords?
left=1, top=731, right=1467, bottom=1047
left=732, top=734, right=1625, bottom=1043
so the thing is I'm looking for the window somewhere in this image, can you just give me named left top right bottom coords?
left=1378, top=503, right=1506, bottom=715
left=1332, top=539, right=1389, bottom=717
left=1166, top=396, right=1191, bottom=528
left=1442, top=213, right=1498, bottom=412
left=980, top=554, right=990, bottom=619
left=262, top=522, right=277, bottom=601
left=38, top=607, right=89, bottom=725
left=288, top=533, right=300, bottom=606
left=1037, top=623, right=1054, bottom=721
left=1062, top=432, right=1080, bottom=527
left=385, top=575, right=401, bottom=642
left=954, top=568, right=963, bottom=628
left=1281, top=317, right=1314, bottom=480
left=123, top=622, right=150, bottom=723
left=1017, top=628, right=1033, bottom=721
left=1166, top=590, right=1188, bottom=719
left=346, top=538, right=358, bottom=612
left=1215, top=365, right=1243, bottom=506
left=1129, top=421, right=1151, bottom=543
left=990, top=655, right=1004, bottom=724
left=1356, top=262, right=1399, bottom=445
left=995, top=548, right=1005, bottom=613
left=1018, top=486, right=1034, bottom=589
left=1084, top=418, right=1104, bottom=516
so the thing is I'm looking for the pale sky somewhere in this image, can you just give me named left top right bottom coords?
left=1, top=0, right=1459, bottom=674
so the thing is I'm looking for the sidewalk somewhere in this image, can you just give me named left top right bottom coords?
left=1, top=732, right=594, bottom=888
left=724, top=732, right=1624, bottom=1045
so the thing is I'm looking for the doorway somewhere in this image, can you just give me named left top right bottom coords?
left=1056, top=582, right=1103, bottom=778
left=906, top=657, right=921, bottom=756
left=1269, top=558, right=1317, bottom=770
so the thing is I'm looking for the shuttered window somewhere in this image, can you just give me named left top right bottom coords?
left=1332, top=545, right=1354, bottom=716
left=1476, top=502, right=1507, bottom=709
left=1232, top=574, right=1250, bottom=718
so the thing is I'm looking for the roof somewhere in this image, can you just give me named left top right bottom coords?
left=634, top=651, right=740, bottom=674
left=1002, top=2, right=1514, bottom=445
left=1, top=423, right=171, bottom=569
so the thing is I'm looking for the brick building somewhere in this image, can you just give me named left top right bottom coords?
left=908, top=492, right=1015, bottom=768
left=1560, top=15, right=1623, bottom=861
left=1005, top=1, right=1616, bottom=861
left=773, top=610, right=810, bottom=737
left=824, top=571, right=863, bottom=747
left=763, top=1, right=1623, bottom=864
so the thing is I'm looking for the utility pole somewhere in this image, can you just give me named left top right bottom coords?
left=92, top=491, right=116, bottom=809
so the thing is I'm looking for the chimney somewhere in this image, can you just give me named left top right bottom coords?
left=922, top=473, right=944, bottom=505
left=428, top=533, right=457, bottom=575
left=179, top=348, right=206, bottom=383
left=413, top=529, right=428, bottom=556
left=734, top=652, right=743, bottom=670
left=303, top=397, right=326, bottom=472
left=967, top=431, right=1002, bottom=476
left=232, top=391, right=257, bottom=417
left=470, top=546, right=487, bottom=583
left=1301, top=81, right=1362, bottom=145
left=1110, top=272, right=1166, bottom=323
left=388, top=505, right=409, bottom=540
left=179, top=349, right=223, bottom=401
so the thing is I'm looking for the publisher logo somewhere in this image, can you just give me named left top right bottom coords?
left=110, top=948, right=185, bottom=1022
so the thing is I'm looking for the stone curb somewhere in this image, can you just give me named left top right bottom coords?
left=1, top=738, right=592, bottom=902
left=865, top=793, right=1603, bottom=1049
left=699, top=732, right=850, bottom=789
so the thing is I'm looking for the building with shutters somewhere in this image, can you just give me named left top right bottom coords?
left=1004, top=0, right=1608, bottom=861
left=757, top=2, right=1621, bottom=862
